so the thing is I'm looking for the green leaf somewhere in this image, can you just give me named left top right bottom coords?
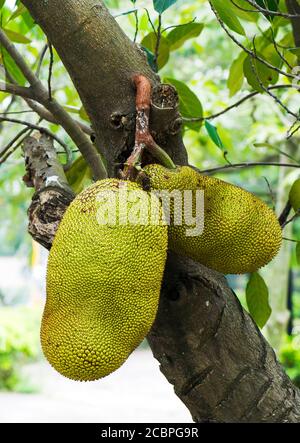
left=289, top=178, right=300, bottom=212
left=8, top=4, right=26, bottom=21
left=153, top=0, right=178, bottom=14
left=296, top=243, right=300, bottom=265
left=246, top=272, right=271, bottom=329
left=141, top=33, right=170, bottom=70
left=211, top=0, right=246, bottom=35
left=205, top=120, right=226, bottom=151
left=141, top=47, right=156, bottom=71
left=0, top=1, right=5, bottom=9
left=166, top=23, right=204, bottom=51
left=164, top=77, right=203, bottom=131
left=243, top=54, right=275, bottom=92
left=3, top=29, right=31, bottom=44
left=1, top=48, right=26, bottom=85
left=256, top=0, right=279, bottom=21
left=227, top=51, right=247, bottom=97
left=66, top=156, right=92, bottom=194
left=229, top=0, right=259, bottom=22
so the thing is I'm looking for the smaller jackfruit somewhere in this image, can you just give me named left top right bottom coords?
left=289, top=178, right=300, bottom=213
left=143, top=164, right=282, bottom=274
left=42, top=179, right=168, bottom=381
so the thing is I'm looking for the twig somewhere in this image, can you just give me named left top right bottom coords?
left=208, top=0, right=297, bottom=80
left=279, top=201, right=292, bottom=227
left=162, top=18, right=197, bottom=33
left=283, top=237, right=299, bottom=243
left=133, top=10, right=139, bottom=43
left=0, top=81, right=34, bottom=100
left=0, top=127, right=30, bottom=158
left=270, top=28, right=293, bottom=71
left=154, top=14, right=162, bottom=72
left=200, top=162, right=300, bottom=174
left=0, top=28, right=106, bottom=179
left=0, top=127, right=34, bottom=165
left=287, top=120, right=300, bottom=139
left=281, top=209, right=300, bottom=228
left=47, top=40, right=54, bottom=101
left=0, top=116, right=71, bottom=157
left=182, top=84, right=295, bottom=122
left=36, top=44, right=48, bottom=77
left=251, top=37, right=299, bottom=120
left=243, top=0, right=300, bottom=18
left=144, top=9, right=157, bottom=35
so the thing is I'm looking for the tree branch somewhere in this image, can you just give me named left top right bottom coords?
left=183, top=85, right=295, bottom=122
left=0, top=28, right=106, bottom=179
left=208, top=0, right=298, bottom=81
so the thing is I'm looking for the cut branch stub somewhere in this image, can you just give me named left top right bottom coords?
left=23, top=133, right=75, bottom=249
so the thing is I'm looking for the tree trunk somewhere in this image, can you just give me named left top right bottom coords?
left=21, top=0, right=300, bottom=422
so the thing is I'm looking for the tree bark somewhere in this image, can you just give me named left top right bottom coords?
left=21, top=0, right=300, bottom=422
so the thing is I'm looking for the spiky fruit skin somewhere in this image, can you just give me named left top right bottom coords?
left=42, top=179, right=168, bottom=381
left=143, top=164, right=282, bottom=275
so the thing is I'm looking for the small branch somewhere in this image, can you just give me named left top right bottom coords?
left=208, top=0, right=297, bottom=80
left=200, top=162, right=300, bottom=174
left=251, top=38, right=299, bottom=121
left=161, top=18, right=197, bottom=33
left=182, top=85, right=295, bottom=122
left=231, top=0, right=300, bottom=17
left=154, top=14, right=162, bottom=73
left=0, top=116, right=72, bottom=164
left=47, top=40, right=54, bottom=101
left=144, top=8, right=157, bottom=35
left=133, top=10, right=139, bottom=43
left=0, top=127, right=31, bottom=160
left=0, top=28, right=106, bottom=180
left=0, top=81, right=35, bottom=100
left=36, top=44, right=48, bottom=77
left=281, top=210, right=300, bottom=228
left=279, top=201, right=292, bottom=227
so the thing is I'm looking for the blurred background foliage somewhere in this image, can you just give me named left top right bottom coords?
left=0, top=0, right=300, bottom=391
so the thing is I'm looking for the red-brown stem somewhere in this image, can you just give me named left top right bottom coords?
left=123, top=74, right=175, bottom=179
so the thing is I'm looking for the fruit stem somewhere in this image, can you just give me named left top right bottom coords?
left=123, top=74, right=176, bottom=179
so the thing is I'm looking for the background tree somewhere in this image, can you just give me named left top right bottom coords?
left=1, top=0, right=300, bottom=422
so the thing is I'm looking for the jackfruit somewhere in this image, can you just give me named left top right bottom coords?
left=143, top=164, right=282, bottom=274
left=42, top=179, right=168, bottom=381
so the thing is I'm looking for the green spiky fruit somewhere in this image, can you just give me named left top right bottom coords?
left=42, top=179, right=168, bottom=381
left=143, top=164, right=282, bottom=274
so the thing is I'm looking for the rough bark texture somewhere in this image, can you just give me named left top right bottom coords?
left=21, top=0, right=300, bottom=422
left=22, top=134, right=74, bottom=250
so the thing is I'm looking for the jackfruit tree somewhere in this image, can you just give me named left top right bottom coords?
left=1, top=0, right=300, bottom=422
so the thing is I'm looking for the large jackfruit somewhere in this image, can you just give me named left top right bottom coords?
left=143, top=164, right=282, bottom=274
left=42, top=179, right=168, bottom=381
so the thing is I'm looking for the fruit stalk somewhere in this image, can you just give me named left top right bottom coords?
left=123, top=75, right=176, bottom=179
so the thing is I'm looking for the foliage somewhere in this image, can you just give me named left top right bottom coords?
left=0, top=306, right=41, bottom=392
left=280, top=335, right=300, bottom=388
